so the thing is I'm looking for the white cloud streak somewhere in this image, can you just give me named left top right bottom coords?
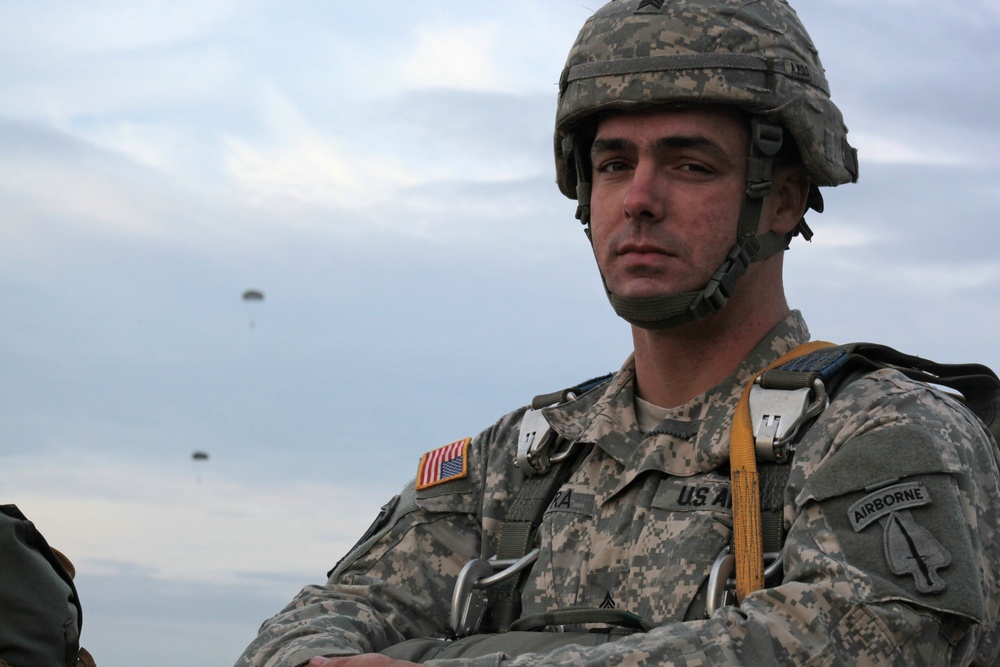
left=402, top=23, right=508, bottom=91
left=3, top=451, right=387, bottom=586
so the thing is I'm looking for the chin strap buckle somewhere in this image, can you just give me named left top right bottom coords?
left=693, top=233, right=760, bottom=317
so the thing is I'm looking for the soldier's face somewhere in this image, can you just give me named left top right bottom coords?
left=588, top=107, right=750, bottom=301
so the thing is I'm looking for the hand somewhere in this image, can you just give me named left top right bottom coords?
left=308, top=656, right=419, bottom=667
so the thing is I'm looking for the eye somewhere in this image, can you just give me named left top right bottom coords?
left=596, top=159, right=632, bottom=174
left=678, top=161, right=714, bottom=175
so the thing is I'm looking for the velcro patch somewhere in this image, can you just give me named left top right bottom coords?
left=416, top=438, right=470, bottom=491
left=884, top=510, right=952, bottom=594
left=848, top=481, right=931, bottom=532
left=653, top=475, right=732, bottom=514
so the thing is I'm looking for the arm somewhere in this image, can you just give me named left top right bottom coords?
left=234, top=500, right=481, bottom=667
left=234, top=412, right=524, bottom=667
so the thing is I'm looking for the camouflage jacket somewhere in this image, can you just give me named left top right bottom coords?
left=236, top=312, right=1000, bottom=666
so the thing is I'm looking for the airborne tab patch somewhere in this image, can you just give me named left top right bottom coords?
left=416, top=438, right=470, bottom=491
left=848, top=481, right=931, bottom=532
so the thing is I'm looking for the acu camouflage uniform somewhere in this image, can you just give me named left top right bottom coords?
left=235, top=312, right=1000, bottom=666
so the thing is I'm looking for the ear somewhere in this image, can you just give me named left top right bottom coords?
left=763, top=165, right=810, bottom=235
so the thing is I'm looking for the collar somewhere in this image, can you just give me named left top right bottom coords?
left=543, top=311, right=812, bottom=487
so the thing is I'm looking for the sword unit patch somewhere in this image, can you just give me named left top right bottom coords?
left=416, top=438, right=471, bottom=490
left=883, top=510, right=952, bottom=594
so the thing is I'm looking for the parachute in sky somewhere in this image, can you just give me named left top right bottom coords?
left=242, top=289, right=265, bottom=328
left=191, top=451, right=209, bottom=461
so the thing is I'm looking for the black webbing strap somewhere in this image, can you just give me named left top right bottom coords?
left=758, top=463, right=790, bottom=555
left=480, top=442, right=589, bottom=633
left=510, top=607, right=650, bottom=633
left=757, top=345, right=852, bottom=390
left=761, top=343, right=999, bottom=395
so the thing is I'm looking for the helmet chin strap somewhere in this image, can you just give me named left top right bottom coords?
left=574, top=117, right=796, bottom=331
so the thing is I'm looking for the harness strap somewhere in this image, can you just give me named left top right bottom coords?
left=510, top=607, right=650, bottom=633
left=733, top=341, right=1000, bottom=604
left=730, top=340, right=836, bottom=601
left=480, top=442, right=590, bottom=633
left=759, top=462, right=791, bottom=554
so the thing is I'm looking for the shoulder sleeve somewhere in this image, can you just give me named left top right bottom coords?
left=233, top=408, right=527, bottom=667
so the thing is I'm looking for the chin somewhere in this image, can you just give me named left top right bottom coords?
left=612, top=279, right=699, bottom=300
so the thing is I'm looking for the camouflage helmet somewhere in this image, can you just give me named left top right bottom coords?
left=554, top=0, right=858, bottom=204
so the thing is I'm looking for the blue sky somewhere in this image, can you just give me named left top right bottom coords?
left=2, top=1, right=999, bottom=665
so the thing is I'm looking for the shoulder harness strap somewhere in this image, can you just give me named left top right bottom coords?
left=730, top=342, right=1000, bottom=604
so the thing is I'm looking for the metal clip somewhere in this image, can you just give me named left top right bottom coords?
left=705, top=547, right=784, bottom=617
left=450, top=548, right=541, bottom=637
left=748, top=378, right=828, bottom=462
left=516, top=409, right=574, bottom=475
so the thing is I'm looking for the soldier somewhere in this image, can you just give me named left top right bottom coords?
left=236, top=1, right=1000, bottom=665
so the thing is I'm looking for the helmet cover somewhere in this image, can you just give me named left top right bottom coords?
left=554, top=0, right=858, bottom=200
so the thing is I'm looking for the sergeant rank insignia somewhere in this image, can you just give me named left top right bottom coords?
left=416, top=438, right=470, bottom=490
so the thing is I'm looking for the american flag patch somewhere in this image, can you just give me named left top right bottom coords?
left=416, top=438, right=470, bottom=491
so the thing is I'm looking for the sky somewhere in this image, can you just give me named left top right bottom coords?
left=1, top=1, right=999, bottom=665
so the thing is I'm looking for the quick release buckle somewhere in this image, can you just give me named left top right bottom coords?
left=450, top=548, right=541, bottom=638
left=516, top=408, right=575, bottom=476
left=705, top=547, right=784, bottom=617
left=748, top=378, right=828, bottom=462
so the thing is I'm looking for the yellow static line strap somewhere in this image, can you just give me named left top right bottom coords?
left=730, top=340, right=835, bottom=601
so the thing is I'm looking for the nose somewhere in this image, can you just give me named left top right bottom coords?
left=622, top=161, right=665, bottom=223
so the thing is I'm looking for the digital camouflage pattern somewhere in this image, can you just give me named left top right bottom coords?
left=554, top=0, right=859, bottom=201
left=234, top=311, right=1000, bottom=666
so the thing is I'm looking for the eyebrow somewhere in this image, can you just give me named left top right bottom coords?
left=591, top=135, right=734, bottom=166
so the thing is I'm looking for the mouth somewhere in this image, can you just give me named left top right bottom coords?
left=617, top=242, right=674, bottom=258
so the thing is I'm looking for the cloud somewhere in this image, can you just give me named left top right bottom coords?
left=850, top=132, right=968, bottom=167
left=2, top=450, right=390, bottom=585
left=220, top=84, right=568, bottom=244
left=0, top=0, right=238, bottom=59
left=77, top=570, right=301, bottom=666
left=402, top=22, right=507, bottom=92
left=0, top=121, right=181, bottom=244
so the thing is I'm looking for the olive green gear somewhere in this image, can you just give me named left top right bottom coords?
left=553, top=0, right=859, bottom=330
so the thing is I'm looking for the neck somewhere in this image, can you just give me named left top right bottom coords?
left=630, top=263, right=790, bottom=409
